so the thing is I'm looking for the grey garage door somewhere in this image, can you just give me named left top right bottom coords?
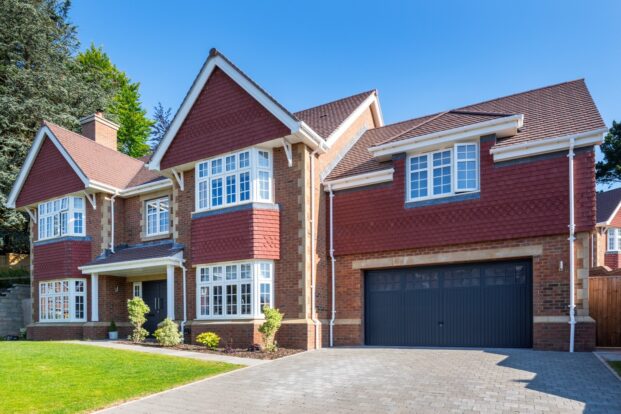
left=365, top=260, right=532, bottom=348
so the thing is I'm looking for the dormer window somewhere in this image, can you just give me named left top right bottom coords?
left=407, top=143, right=479, bottom=202
left=37, top=196, right=85, bottom=241
left=195, top=148, right=273, bottom=212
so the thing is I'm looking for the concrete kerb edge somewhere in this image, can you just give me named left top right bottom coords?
left=593, top=352, right=621, bottom=382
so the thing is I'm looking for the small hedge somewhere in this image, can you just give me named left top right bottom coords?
left=154, top=318, right=182, bottom=347
left=196, top=332, right=220, bottom=350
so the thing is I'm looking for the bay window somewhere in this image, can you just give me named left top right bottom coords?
left=38, top=196, right=85, bottom=241
left=608, top=228, right=621, bottom=252
left=145, top=197, right=169, bottom=236
left=195, top=148, right=273, bottom=212
left=196, top=260, right=273, bottom=319
left=39, top=279, right=86, bottom=322
left=407, top=143, right=479, bottom=202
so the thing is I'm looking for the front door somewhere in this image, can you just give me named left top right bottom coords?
left=142, top=280, right=167, bottom=335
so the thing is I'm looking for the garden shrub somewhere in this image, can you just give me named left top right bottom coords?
left=154, top=318, right=182, bottom=347
left=196, top=332, right=220, bottom=350
left=108, top=320, right=117, bottom=332
left=258, top=306, right=283, bottom=352
left=127, top=297, right=149, bottom=343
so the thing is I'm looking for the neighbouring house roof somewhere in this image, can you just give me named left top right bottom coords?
left=82, top=240, right=184, bottom=267
left=326, top=79, right=605, bottom=180
left=294, top=90, right=376, bottom=139
left=596, top=187, right=621, bottom=224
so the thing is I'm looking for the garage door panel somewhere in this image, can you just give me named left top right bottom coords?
left=365, top=260, right=532, bottom=348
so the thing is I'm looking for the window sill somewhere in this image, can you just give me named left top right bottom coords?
left=194, top=316, right=266, bottom=322
left=142, top=232, right=170, bottom=242
left=192, top=202, right=279, bottom=219
left=405, top=191, right=480, bottom=209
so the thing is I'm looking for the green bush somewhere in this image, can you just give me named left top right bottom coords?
left=154, top=318, right=182, bottom=347
left=196, top=332, right=220, bottom=350
left=127, top=297, right=150, bottom=343
left=108, top=320, right=117, bottom=333
left=258, top=306, right=283, bottom=352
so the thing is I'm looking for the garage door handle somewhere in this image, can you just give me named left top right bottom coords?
left=438, top=322, right=444, bottom=327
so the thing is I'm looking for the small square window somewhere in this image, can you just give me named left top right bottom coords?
left=239, top=152, right=250, bottom=168
left=211, top=159, right=222, bottom=175
left=225, top=155, right=236, bottom=171
left=258, top=150, right=270, bottom=168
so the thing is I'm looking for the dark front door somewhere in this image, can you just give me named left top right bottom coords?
left=364, top=260, right=532, bottom=348
left=142, top=280, right=167, bottom=335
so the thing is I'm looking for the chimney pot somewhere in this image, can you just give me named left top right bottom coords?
left=79, top=113, right=119, bottom=151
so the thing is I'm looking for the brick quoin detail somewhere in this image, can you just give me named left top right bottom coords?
left=331, top=142, right=595, bottom=256
left=16, top=137, right=84, bottom=208
left=160, top=67, right=290, bottom=170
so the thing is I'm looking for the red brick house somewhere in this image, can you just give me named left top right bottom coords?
left=6, top=49, right=607, bottom=351
left=593, top=188, right=621, bottom=270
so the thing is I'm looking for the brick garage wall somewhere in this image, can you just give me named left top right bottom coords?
left=15, top=137, right=84, bottom=208
left=331, top=143, right=596, bottom=256
left=330, top=234, right=594, bottom=350
left=160, top=67, right=290, bottom=170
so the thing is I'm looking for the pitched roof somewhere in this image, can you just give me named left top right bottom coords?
left=327, top=79, right=605, bottom=180
left=44, top=121, right=164, bottom=190
left=294, top=90, right=376, bottom=139
left=596, top=187, right=621, bottom=223
left=83, top=240, right=184, bottom=267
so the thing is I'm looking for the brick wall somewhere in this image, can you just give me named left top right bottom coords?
left=16, top=137, right=84, bottom=208
left=160, top=67, right=291, bottom=170
left=604, top=252, right=621, bottom=269
left=329, top=234, right=594, bottom=350
left=331, top=142, right=596, bottom=256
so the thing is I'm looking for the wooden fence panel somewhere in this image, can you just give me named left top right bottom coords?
left=589, top=276, right=621, bottom=347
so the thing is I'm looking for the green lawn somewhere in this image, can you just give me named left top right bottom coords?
left=610, top=361, right=621, bottom=376
left=0, top=342, right=242, bottom=413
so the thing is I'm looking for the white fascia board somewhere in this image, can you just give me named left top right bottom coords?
left=6, top=126, right=90, bottom=209
left=323, top=168, right=394, bottom=191
left=490, top=128, right=607, bottom=162
left=150, top=54, right=312, bottom=170
left=78, top=253, right=183, bottom=274
left=86, top=180, right=120, bottom=195
left=326, top=94, right=378, bottom=147
left=369, top=115, right=524, bottom=160
left=119, top=179, right=173, bottom=197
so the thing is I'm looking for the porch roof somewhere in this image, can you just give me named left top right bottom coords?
left=79, top=240, right=184, bottom=275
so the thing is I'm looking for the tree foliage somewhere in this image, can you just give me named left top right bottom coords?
left=150, top=102, right=172, bottom=150
left=596, top=121, right=621, bottom=185
left=0, top=0, right=111, bottom=248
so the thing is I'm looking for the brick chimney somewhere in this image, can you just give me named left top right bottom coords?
left=79, top=112, right=119, bottom=151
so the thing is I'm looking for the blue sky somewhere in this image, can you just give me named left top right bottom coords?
left=70, top=1, right=619, bottom=136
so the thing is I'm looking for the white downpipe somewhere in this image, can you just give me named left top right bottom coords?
left=568, top=138, right=576, bottom=353
left=110, top=193, right=118, bottom=253
left=328, top=185, right=336, bottom=347
left=309, top=148, right=320, bottom=349
left=178, top=262, right=187, bottom=339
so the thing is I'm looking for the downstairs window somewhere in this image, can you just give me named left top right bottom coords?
left=196, top=261, right=273, bottom=319
left=39, top=279, right=86, bottom=322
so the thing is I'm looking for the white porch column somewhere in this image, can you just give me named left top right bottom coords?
left=91, top=273, right=99, bottom=322
left=166, top=265, right=175, bottom=320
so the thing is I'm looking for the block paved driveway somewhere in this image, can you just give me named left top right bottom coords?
left=101, top=347, right=621, bottom=414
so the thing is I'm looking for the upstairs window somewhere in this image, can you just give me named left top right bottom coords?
left=195, top=148, right=273, bottom=212
left=38, top=196, right=85, bottom=241
left=608, top=228, right=621, bottom=252
left=39, top=279, right=86, bottom=322
left=407, top=143, right=479, bottom=202
left=145, top=197, right=169, bottom=237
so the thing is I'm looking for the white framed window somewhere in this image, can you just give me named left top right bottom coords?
left=407, top=143, right=479, bottom=202
left=38, top=196, right=85, bottom=241
left=145, top=197, right=169, bottom=236
left=608, top=228, right=621, bottom=252
left=196, top=260, right=274, bottom=319
left=39, top=279, right=86, bottom=322
left=195, top=148, right=273, bottom=212
left=133, top=282, right=142, bottom=298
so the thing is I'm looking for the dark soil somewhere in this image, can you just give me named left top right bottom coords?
left=117, top=340, right=303, bottom=360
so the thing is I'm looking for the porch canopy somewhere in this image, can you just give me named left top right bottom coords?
left=79, top=240, right=184, bottom=322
